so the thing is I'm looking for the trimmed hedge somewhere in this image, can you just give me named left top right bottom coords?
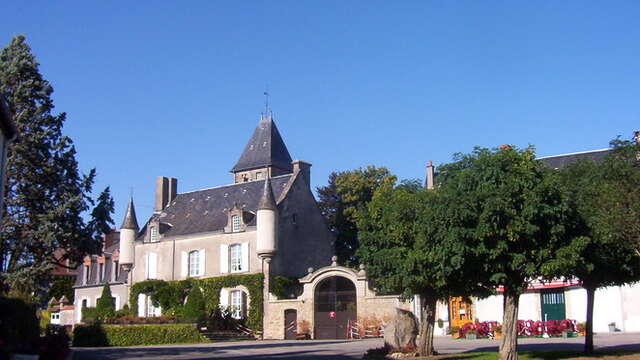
left=72, top=324, right=208, bottom=347
left=129, top=273, right=264, bottom=331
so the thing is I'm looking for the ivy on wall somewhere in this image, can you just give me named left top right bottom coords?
left=129, top=274, right=264, bottom=331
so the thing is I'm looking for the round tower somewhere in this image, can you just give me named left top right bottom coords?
left=119, top=197, right=139, bottom=268
left=256, top=177, right=277, bottom=259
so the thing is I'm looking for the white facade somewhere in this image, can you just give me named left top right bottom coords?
left=473, top=282, right=640, bottom=333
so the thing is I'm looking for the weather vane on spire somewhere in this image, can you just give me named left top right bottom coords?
left=263, top=86, right=271, bottom=117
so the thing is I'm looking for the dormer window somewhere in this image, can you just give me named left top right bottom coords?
left=232, top=215, right=240, bottom=232
left=150, top=226, right=158, bottom=242
left=256, top=172, right=265, bottom=180
left=84, top=265, right=90, bottom=285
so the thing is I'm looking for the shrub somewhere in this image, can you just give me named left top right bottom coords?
left=81, top=307, right=99, bottom=324
left=72, top=324, right=208, bottom=347
left=182, top=286, right=205, bottom=321
left=39, top=324, right=70, bottom=360
left=96, top=282, right=115, bottom=320
left=0, top=297, right=40, bottom=354
left=40, top=309, right=51, bottom=332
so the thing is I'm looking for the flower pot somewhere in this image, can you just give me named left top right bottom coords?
left=465, top=333, right=477, bottom=340
left=494, top=331, right=502, bottom=339
left=451, top=332, right=461, bottom=339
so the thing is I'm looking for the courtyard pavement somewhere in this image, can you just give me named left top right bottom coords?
left=72, top=332, right=640, bottom=360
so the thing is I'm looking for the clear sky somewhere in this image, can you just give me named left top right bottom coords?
left=1, top=1, right=639, bottom=225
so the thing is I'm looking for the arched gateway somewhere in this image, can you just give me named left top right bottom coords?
left=314, top=276, right=357, bottom=339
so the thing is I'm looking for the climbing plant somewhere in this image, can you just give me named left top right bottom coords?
left=128, top=274, right=264, bottom=331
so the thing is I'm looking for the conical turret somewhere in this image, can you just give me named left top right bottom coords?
left=257, top=176, right=277, bottom=211
left=257, top=177, right=277, bottom=258
left=119, top=197, right=138, bottom=265
left=121, top=197, right=139, bottom=230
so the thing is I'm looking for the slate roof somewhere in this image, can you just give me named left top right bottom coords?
left=538, top=148, right=611, bottom=169
left=121, top=197, right=139, bottom=230
left=153, top=174, right=293, bottom=237
left=231, top=115, right=293, bottom=173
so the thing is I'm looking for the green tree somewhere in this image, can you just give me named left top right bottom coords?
left=317, top=166, right=396, bottom=265
left=357, top=181, right=489, bottom=356
left=434, top=145, right=578, bottom=360
left=87, top=187, right=115, bottom=240
left=546, top=140, right=640, bottom=354
left=0, top=35, right=107, bottom=295
left=96, top=282, right=115, bottom=320
left=182, top=285, right=205, bottom=320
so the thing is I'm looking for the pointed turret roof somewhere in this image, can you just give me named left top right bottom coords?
left=120, top=197, right=139, bottom=230
left=231, top=115, right=293, bottom=173
left=257, top=177, right=277, bottom=210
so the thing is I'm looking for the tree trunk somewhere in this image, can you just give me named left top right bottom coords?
left=499, top=286, right=520, bottom=360
left=584, top=285, right=595, bottom=354
left=417, top=294, right=438, bottom=357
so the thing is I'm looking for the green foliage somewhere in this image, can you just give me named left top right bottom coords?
left=182, top=286, right=205, bottom=320
left=86, top=187, right=115, bottom=241
left=129, top=273, right=264, bottom=331
left=433, top=145, right=578, bottom=292
left=0, top=297, right=40, bottom=354
left=317, top=166, right=397, bottom=265
left=96, top=282, right=115, bottom=320
left=81, top=307, right=99, bottom=324
left=39, top=309, right=51, bottom=332
left=46, top=276, right=75, bottom=303
left=0, top=35, right=113, bottom=294
left=271, top=275, right=301, bottom=299
left=72, top=323, right=207, bottom=347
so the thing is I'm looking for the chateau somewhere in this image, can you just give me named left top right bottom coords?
left=70, top=115, right=640, bottom=339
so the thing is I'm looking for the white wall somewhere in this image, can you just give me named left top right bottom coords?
left=621, top=283, right=640, bottom=332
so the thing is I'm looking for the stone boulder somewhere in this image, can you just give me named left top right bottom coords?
left=383, top=308, right=418, bottom=351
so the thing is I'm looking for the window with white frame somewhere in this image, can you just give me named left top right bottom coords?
left=256, top=172, right=264, bottom=180
left=189, top=250, right=200, bottom=277
left=230, top=290, right=244, bottom=319
left=50, top=312, right=60, bottom=324
left=231, top=215, right=240, bottom=232
left=230, top=244, right=242, bottom=272
left=147, top=297, right=160, bottom=317
left=150, top=226, right=158, bottom=242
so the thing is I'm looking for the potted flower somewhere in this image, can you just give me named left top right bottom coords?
left=448, top=326, right=461, bottom=339
left=608, top=322, right=616, bottom=332
left=297, top=320, right=311, bottom=340
left=576, top=322, right=586, bottom=336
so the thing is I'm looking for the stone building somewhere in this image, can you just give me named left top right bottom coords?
left=73, top=113, right=418, bottom=339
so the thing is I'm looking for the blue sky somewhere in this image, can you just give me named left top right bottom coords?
left=1, top=1, right=639, bottom=224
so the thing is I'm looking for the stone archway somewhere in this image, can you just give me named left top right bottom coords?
left=314, top=276, right=357, bottom=339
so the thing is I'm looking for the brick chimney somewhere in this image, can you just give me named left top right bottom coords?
left=425, top=161, right=435, bottom=190
left=154, top=176, right=178, bottom=213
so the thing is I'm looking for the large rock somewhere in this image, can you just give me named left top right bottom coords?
left=383, top=308, right=418, bottom=351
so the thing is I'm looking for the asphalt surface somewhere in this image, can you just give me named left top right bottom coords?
left=72, top=332, right=640, bottom=360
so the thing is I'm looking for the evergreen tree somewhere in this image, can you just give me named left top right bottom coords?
left=0, top=35, right=104, bottom=295
left=96, top=282, right=115, bottom=320
left=182, top=286, right=205, bottom=320
left=86, top=187, right=115, bottom=240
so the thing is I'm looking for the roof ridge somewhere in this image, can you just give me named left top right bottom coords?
left=536, top=148, right=610, bottom=160
left=177, top=174, right=293, bottom=195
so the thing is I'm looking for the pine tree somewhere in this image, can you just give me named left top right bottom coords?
left=96, top=282, right=115, bottom=320
left=0, top=35, right=102, bottom=295
left=87, top=187, right=115, bottom=240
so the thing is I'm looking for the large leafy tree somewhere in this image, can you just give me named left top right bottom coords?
left=317, top=166, right=396, bottom=265
left=0, top=35, right=110, bottom=296
left=357, top=181, right=489, bottom=356
left=434, top=145, right=579, bottom=360
left=546, top=140, right=640, bottom=354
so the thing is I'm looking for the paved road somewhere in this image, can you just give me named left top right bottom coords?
left=72, top=333, right=640, bottom=360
